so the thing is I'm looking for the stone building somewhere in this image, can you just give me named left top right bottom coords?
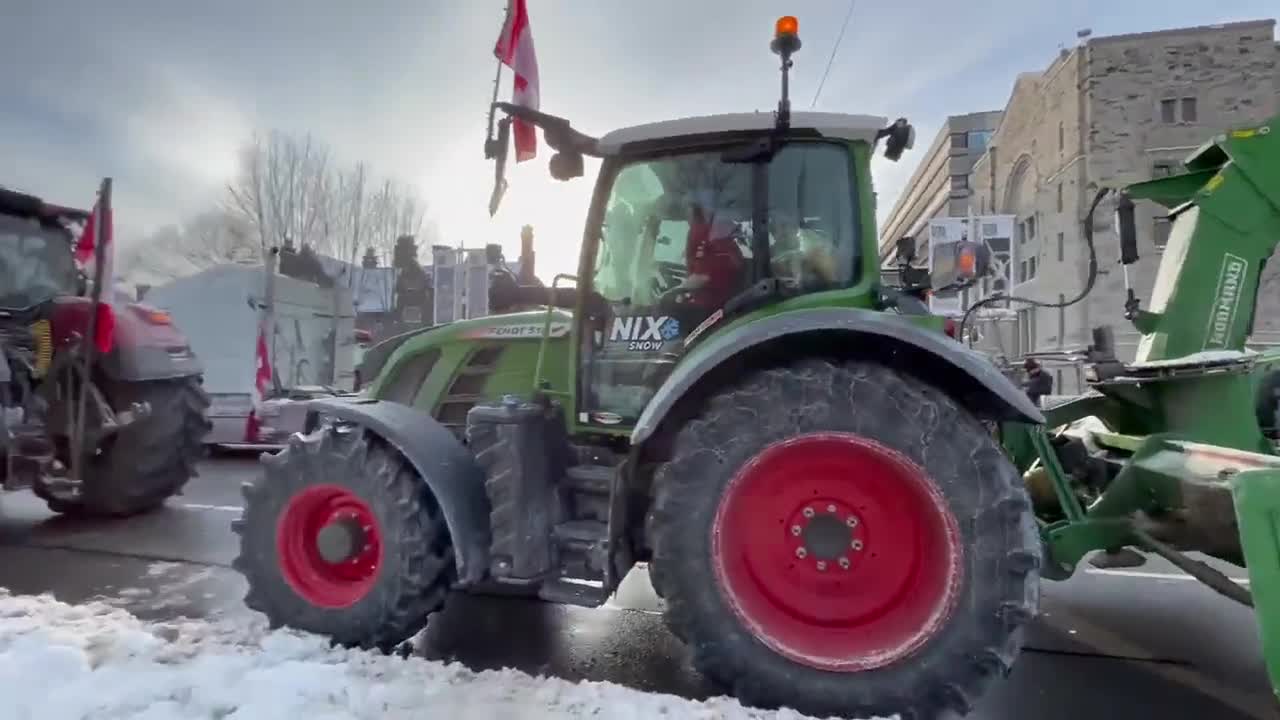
left=877, top=111, right=1003, bottom=266
left=963, top=19, right=1280, bottom=392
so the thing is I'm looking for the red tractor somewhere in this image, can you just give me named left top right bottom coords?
left=0, top=183, right=210, bottom=516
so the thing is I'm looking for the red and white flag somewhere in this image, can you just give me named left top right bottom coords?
left=244, top=322, right=273, bottom=443
left=494, top=0, right=540, bottom=162
left=75, top=193, right=114, bottom=297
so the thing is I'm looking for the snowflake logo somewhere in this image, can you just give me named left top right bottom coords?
left=660, top=317, right=681, bottom=340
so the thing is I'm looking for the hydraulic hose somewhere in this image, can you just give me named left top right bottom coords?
left=957, top=188, right=1110, bottom=347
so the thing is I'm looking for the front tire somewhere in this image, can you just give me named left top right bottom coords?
left=647, top=359, right=1040, bottom=720
left=38, top=376, right=211, bottom=517
left=231, top=425, right=454, bottom=651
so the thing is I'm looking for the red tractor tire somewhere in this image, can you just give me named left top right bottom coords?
left=647, top=358, right=1040, bottom=720
left=36, top=376, right=211, bottom=517
left=231, top=425, right=454, bottom=652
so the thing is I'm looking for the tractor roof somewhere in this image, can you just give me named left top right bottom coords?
left=597, top=111, right=888, bottom=154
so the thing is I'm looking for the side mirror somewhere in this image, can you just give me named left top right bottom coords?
left=549, top=151, right=584, bottom=181
left=930, top=240, right=990, bottom=292
left=1115, top=194, right=1139, bottom=265
left=881, top=118, right=916, bottom=162
left=895, top=236, right=916, bottom=265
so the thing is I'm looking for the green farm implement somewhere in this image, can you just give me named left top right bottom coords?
left=1000, top=116, right=1280, bottom=702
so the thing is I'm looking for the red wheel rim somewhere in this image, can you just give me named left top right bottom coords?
left=711, top=432, right=963, bottom=671
left=276, top=484, right=382, bottom=608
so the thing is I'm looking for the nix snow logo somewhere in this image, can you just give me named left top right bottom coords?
left=1203, top=253, right=1248, bottom=350
left=610, top=315, right=681, bottom=351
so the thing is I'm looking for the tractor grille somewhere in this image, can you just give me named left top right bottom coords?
left=29, top=320, right=51, bottom=377
left=0, top=320, right=49, bottom=377
left=435, top=345, right=505, bottom=436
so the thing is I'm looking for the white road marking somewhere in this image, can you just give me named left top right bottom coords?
left=1084, top=567, right=1250, bottom=585
left=179, top=503, right=243, bottom=513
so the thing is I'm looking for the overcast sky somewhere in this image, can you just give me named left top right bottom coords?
left=2, top=1, right=1276, bottom=281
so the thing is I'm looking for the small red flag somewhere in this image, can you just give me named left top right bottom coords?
left=244, top=323, right=273, bottom=442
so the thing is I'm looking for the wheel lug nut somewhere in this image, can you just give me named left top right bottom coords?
left=838, top=557, right=850, bottom=570
left=826, top=504, right=836, bottom=513
left=846, top=516, right=858, bottom=528
left=802, top=507, right=815, bottom=518
left=790, top=525, right=802, bottom=536
left=795, top=547, right=808, bottom=559
left=816, top=560, right=827, bottom=571
left=851, top=539, right=864, bottom=551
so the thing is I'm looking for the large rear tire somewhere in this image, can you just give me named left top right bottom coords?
left=231, top=425, right=454, bottom=651
left=647, top=358, right=1040, bottom=720
left=38, top=376, right=211, bottom=517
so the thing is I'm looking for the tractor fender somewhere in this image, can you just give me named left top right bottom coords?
left=303, top=395, right=491, bottom=585
left=632, top=307, right=1045, bottom=446
left=51, top=297, right=204, bottom=382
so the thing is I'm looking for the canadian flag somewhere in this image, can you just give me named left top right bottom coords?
left=75, top=194, right=114, bottom=296
left=494, top=0, right=539, bottom=162
left=244, top=322, right=273, bottom=442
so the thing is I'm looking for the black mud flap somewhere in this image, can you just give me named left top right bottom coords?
left=301, top=396, right=491, bottom=585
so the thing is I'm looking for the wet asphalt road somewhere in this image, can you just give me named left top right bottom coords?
left=1, top=454, right=1278, bottom=719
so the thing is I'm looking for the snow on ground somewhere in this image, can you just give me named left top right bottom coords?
left=0, top=590, right=884, bottom=720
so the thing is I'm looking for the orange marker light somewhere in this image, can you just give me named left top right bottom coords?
left=776, top=16, right=798, bottom=37
left=959, top=248, right=976, bottom=274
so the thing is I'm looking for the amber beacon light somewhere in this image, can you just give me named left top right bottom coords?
left=771, top=16, right=801, bottom=55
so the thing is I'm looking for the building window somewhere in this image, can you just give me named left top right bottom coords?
left=1018, top=308, right=1036, bottom=356
left=1154, top=216, right=1172, bottom=250
left=1057, top=183, right=1064, bottom=213
left=1160, top=96, right=1198, bottom=124
left=1028, top=256, right=1037, bottom=279
left=1058, top=122, right=1064, bottom=152
left=1025, top=215, right=1036, bottom=240
left=1057, top=232, right=1064, bottom=262
left=950, top=174, right=968, bottom=191
left=951, top=132, right=968, bottom=149
left=967, top=130, right=993, bottom=153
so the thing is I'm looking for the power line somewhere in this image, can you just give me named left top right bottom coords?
left=810, top=0, right=856, bottom=108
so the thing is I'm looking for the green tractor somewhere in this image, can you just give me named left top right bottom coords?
left=231, top=18, right=1044, bottom=720
left=995, top=116, right=1280, bottom=703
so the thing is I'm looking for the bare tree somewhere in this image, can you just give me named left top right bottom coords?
left=226, top=130, right=336, bottom=254
left=364, top=178, right=427, bottom=262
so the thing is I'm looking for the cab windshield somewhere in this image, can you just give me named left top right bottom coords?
left=0, top=216, right=80, bottom=310
left=591, top=140, right=859, bottom=314
left=583, top=140, right=860, bottom=422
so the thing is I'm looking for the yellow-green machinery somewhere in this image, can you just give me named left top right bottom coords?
left=999, top=114, right=1280, bottom=699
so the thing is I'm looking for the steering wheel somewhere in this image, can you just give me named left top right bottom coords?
left=656, top=283, right=694, bottom=312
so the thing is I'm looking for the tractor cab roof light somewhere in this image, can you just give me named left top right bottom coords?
left=770, top=16, right=801, bottom=133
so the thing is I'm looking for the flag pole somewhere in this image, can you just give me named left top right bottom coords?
left=72, top=177, right=111, bottom=483
left=485, top=0, right=514, bottom=151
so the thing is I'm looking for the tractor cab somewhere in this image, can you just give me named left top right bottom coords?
left=577, top=114, right=876, bottom=423
left=0, top=188, right=88, bottom=315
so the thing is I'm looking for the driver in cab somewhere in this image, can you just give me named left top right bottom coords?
left=664, top=190, right=745, bottom=315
